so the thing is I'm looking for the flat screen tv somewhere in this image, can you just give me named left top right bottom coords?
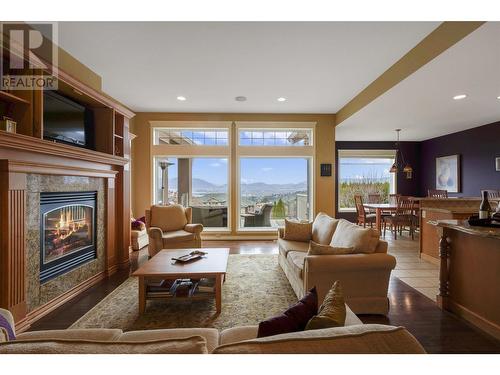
left=43, top=91, right=94, bottom=148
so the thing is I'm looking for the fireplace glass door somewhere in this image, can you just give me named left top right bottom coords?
left=40, top=191, right=97, bottom=283
left=43, top=205, right=94, bottom=263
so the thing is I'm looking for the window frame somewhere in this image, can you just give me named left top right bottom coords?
left=152, top=155, right=231, bottom=231
left=337, top=149, right=397, bottom=213
left=235, top=122, right=315, bottom=232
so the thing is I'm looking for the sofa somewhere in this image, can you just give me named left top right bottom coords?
left=0, top=307, right=425, bottom=354
left=145, top=204, right=203, bottom=257
left=278, top=214, right=396, bottom=315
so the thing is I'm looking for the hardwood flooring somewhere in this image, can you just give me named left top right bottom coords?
left=28, top=237, right=500, bottom=353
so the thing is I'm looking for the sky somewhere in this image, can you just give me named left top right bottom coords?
left=339, top=157, right=393, bottom=181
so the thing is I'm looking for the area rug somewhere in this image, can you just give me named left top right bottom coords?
left=69, top=254, right=297, bottom=331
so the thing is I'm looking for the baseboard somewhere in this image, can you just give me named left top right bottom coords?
left=447, top=300, right=500, bottom=341
left=420, top=253, right=439, bottom=265
left=19, top=271, right=106, bottom=332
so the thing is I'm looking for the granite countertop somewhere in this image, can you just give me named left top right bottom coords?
left=430, top=219, right=500, bottom=240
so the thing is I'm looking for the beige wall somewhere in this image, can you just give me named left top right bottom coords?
left=130, top=113, right=335, bottom=238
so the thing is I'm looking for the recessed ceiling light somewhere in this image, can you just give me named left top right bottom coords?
left=235, top=96, right=247, bottom=102
left=453, top=94, right=467, bottom=100
left=497, top=96, right=500, bottom=100
left=277, top=97, right=287, bottom=102
left=176, top=96, right=187, bottom=101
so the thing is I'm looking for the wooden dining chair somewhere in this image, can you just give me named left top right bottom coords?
left=383, top=196, right=416, bottom=240
left=428, top=189, right=448, bottom=198
left=481, top=189, right=500, bottom=199
left=367, top=194, right=381, bottom=214
left=354, top=195, right=376, bottom=228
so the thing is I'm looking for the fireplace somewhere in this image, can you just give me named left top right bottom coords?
left=40, top=191, right=97, bottom=283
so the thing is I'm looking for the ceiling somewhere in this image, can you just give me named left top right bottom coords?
left=335, top=22, right=500, bottom=141
left=54, top=22, right=438, bottom=113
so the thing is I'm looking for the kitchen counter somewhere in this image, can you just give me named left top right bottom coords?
left=432, top=220, right=500, bottom=340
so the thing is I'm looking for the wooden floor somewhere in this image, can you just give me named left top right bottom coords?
left=29, top=238, right=500, bottom=353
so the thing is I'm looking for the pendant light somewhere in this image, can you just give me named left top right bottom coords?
left=391, top=129, right=413, bottom=179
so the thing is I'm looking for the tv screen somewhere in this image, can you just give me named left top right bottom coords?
left=43, top=91, right=92, bottom=148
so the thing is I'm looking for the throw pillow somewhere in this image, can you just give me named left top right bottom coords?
left=283, top=219, right=312, bottom=242
left=257, top=287, right=318, bottom=338
left=311, top=213, right=339, bottom=244
left=305, top=281, right=346, bottom=331
left=308, top=241, right=355, bottom=255
left=0, top=312, right=15, bottom=342
left=131, top=220, right=146, bottom=231
left=330, top=219, right=379, bottom=253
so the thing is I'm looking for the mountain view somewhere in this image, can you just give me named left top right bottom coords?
left=169, top=178, right=307, bottom=195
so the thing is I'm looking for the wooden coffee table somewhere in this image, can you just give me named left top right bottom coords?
left=132, top=248, right=229, bottom=314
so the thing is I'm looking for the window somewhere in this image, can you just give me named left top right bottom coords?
left=338, top=150, right=396, bottom=211
left=154, top=128, right=228, bottom=146
left=154, top=157, right=229, bottom=229
left=239, top=157, right=312, bottom=229
left=239, top=129, right=312, bottom=146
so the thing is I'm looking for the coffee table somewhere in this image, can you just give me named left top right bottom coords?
left=132, top=248, right=229, bottom=314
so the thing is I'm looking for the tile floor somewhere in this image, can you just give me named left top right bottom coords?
left=385, top=232, right=440, bottom=301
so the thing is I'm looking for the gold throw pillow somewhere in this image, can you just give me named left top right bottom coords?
left=305, top=281, right=346, bottom=331
left=283, top=219, right=312, bottom=242
left=307, top=241, right=355, bottom=255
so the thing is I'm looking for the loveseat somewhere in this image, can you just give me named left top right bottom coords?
left=278, top=214, right=396, bottom=315
left=0, top=307, right=425, bottom=354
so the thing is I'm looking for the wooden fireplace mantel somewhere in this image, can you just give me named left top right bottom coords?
left=0, top=131, right=129, bottom=167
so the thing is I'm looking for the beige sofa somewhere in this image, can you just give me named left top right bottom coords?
left=0, top=308, right=425, bottom=354
left=145, top=204, right=203, bottom=257
left=278, top=214, right=396, bottom=315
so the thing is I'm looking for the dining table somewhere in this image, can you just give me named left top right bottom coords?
left=364, top=199, right=420, bottom=233
left=363, top=203, right=397, bottom=233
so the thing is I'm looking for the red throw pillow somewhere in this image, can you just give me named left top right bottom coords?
left=257, top=287, right=318, bottom=338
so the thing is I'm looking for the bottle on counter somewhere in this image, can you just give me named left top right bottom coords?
left=479, top=191, right=492, bottom=219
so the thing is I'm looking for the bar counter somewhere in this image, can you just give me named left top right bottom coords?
left=419, top=197, right=499, bottom=263
left=432, top=219, right=500, bottom=340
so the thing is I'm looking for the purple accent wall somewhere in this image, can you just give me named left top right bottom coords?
left=335, top=141, right=421, bottom=221
left=419, top=122, right=500, bottom=197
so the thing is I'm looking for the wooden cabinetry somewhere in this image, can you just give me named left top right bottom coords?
left=0, top=43, right=135, bottom=331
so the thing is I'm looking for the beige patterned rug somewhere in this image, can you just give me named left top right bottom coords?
left=70, top=254, right=297, bottom=331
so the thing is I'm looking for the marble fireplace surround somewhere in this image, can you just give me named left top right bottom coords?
left=25, top=175, right=106, bottom=312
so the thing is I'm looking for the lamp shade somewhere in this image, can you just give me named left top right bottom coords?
left=390, top=163, right=398, bottom=173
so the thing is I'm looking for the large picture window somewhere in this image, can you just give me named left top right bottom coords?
left=154, top=156, right=229, bottom=229
left=338, top=150, right=396, bottom=211
left=239, top=157, right=312, bottom=229
left=151, top=121, right=315, bottom=234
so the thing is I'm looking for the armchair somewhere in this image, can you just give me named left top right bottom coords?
left=145, top=204, right=203, bottom=257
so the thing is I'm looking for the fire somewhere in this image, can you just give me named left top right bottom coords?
left=55, top=207, right=85, bottom=240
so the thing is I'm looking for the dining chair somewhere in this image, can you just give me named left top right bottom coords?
left=354, top=195, right=376, bottom=228
left=481, top=189, right=500, bottom=199
left=383, top=196, right=416, bottom=240
left=428, top=189, right=448, bottom=198
left=367, top=194, right=381, bottom=214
